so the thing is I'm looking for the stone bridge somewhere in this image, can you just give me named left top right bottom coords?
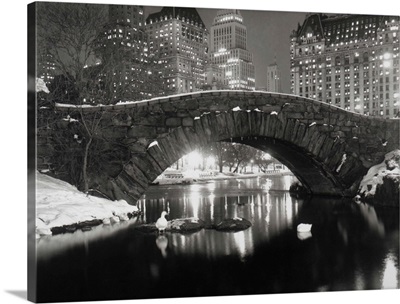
left=41, top=90, right=399, bottom=204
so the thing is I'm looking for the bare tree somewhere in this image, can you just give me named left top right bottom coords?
left=37, top=3, right=109, bottom=193
left=254, top=150, right=275, bottom=173
left=36, top=2, right=172, bottom=193
left=213, top=142, right=225, bottom=173
left=37, top=2, right=107, bottom=102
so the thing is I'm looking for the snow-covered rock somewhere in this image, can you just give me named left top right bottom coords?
left=36, top=172, right=139, bottom=236
left=215, top=217, right=252, bottom=232
left=36, top=78, right=49, bottom=93
left=110, top=216, right=120, bottom=224
left=358, top=150, right=400, bottom=197
left=37, top=228, right=52, bottom=236
left=118, top=214, right=129, bottom=221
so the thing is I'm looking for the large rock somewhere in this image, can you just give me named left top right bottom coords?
left=134, top=217, right=253, bottom=233
left=168, top=217, right=205, bottom=233
left=135, top=217, right=205, bottom=234
left=215, top=217, right=252, bottom=232
left=50, top=215, right=139, bottom=235
left=358, top=149, right=400, bottom=207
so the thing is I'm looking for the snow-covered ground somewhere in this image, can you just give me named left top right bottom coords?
left=35, top=172, right=138, bottom=237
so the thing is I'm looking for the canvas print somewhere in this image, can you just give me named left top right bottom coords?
left=28, top=1, right=400, bottom=302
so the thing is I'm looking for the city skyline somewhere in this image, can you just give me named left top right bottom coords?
left=36, top=1, right=396, bottom=115
left=290, top=13, right=400, bottom=118
left=144, top=5, right=306, bottom=93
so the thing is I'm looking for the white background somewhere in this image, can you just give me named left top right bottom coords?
left=1, top=0, right=399, bottom=303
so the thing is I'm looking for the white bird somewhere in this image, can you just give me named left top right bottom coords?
left=297, top=223, right=312, bottom=233
left=156, top=211, right=168, bottom=233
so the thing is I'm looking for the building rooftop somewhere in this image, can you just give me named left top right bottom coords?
left=295, top=13, right=399, bottom=45
left=212, top=9, right=244, bottom=25
left=146, top=7, right=206, bottom=28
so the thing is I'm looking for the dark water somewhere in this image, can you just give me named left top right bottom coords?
left=36, top=176, right=399, bottom=303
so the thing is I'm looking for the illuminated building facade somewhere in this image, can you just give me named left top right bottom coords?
left=204, top=64, right=228, bottom=90
left=145, top=7, right=209, bottom=93
left=102, top=4, right=147, bottom=61
left=210, top=9, right=255, bottom=90
left=266, top=62, right=282, bottom=93
left=38, top=51, right=56, bottom=85
left=96, top=5, right=149, bottom=101
left=290, top=14, right=400, bottom=118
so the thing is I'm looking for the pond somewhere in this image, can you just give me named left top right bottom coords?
left=36, top=176, right=399, bottom=302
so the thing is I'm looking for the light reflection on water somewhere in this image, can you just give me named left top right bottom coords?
left=36, top=176, right=399, bottom=302
left=382, top=251, right=399, bottom=289
left=138, top=177, right=301, bottom=259
left=138, top=176, right=399, bottom=289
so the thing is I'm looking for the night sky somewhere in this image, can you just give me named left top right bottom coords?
left=145, top=5, right=307, bottom=93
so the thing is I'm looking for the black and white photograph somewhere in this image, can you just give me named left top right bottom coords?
left=3, top=0, right=400, bottom=303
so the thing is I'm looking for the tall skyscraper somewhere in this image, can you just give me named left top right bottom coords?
left=210, top=9, right=255, bottom=90
left=96, top=5, right=150, bottom=101
left=266, top=62, right=282, bottom=93
left=145, top=7, right=209, bottom=93
left=101, top=4, right=147, bottom=62
left=290, top=14, right=400, bottom=118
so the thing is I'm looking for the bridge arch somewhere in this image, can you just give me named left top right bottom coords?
left=120, top=111, right=360, bottom=200
left=48, top=91, right=399, bottom=204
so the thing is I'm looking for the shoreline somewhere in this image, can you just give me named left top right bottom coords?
left=36, top=171, right=296, bottom=238
left=36, top=173, right=139, bottom=238
left=151, top=171, right=295, bottom=185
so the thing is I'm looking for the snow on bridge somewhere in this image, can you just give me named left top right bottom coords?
left=39, top=90, right=399, bottom=203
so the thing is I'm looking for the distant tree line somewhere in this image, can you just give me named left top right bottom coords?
left=199, top=142, right=276, bottom=173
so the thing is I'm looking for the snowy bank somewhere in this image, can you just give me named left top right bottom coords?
left=36, top=173, right=139, bottom=237
left=358, top=150, right=400, bottom=206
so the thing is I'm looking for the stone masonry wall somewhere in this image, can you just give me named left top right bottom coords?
left=39, top=91, right=400, bottom=203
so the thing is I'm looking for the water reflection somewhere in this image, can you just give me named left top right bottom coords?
left=36, top=218, right=137, bottom=260
left=358, top=202, right=385, bottom=236
left=297, top=231, right=312, bottom=241
left=168, top=229, right=256, bottom=260
left=382, top=251, right=398, bottom=289
left=139, top=178, right=302, bottom=258
left=138, top=178, right=399, bottom=290
left=156, top=235, right=168, bottom=258
left=36, top=177, right=399, bottom=302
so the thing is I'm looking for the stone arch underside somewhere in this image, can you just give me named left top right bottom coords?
left=105, top=110, right=371, bottom=203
